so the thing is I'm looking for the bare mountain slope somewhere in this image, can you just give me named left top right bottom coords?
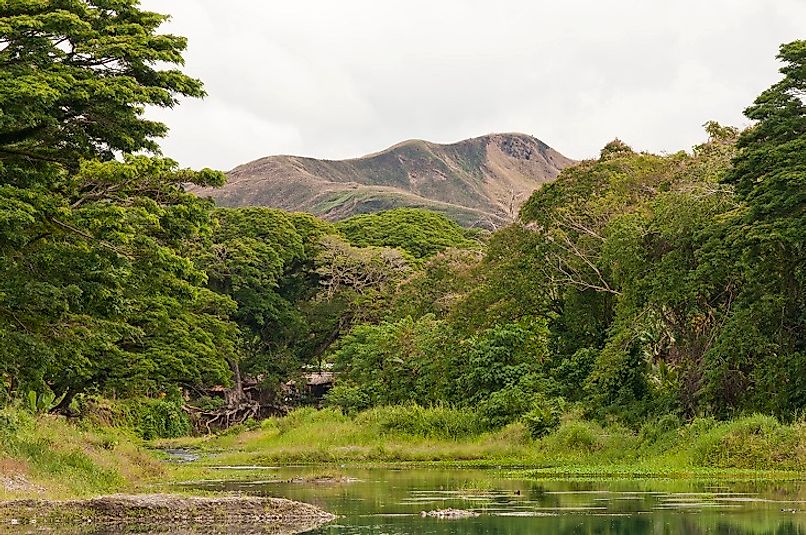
left=191, top=133, right=575, bottom=228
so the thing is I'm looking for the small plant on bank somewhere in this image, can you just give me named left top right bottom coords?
left=25, top=390, right=67, bottom=415
left=522, top=398, right=564, bottom=439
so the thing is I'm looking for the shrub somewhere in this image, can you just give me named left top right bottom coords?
left=687, top=416, right=719, bottom=436
left=550, top=420, right=602, bottom=451
left=0, top=408, right=29, bottom=441
left=325, top=385, right=372, bottom=415
left=476, top=387, right=533, bottom=429
left=522, top=398, right=563, bottom=439
left=637, top=413, right=683, bottom=450
left=276, top=407, right=349, bottom=434
left=692, top=414, right=805, bottom=470
left=117, top=397, right=192, bottom=440
left=460, top=321, right=549, bottom=405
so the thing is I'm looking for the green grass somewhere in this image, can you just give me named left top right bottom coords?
left=2, top=405, right=804, bottom=501
left=0, top=408, right=165, bottom=499
left=157, top=406, right=806, bottom=479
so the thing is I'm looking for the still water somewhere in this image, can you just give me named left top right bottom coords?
left=186, top=467, right=806, bottom=534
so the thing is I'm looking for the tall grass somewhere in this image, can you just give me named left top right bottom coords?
left=3, top=403, right=801, bottom=501
left=0, top=407, right=163, bottom=498
left=194, top=406, right=806, bottom=474
left=356, top=405, right=485, bottom=439
left=690, top=415, right=805, bottom=470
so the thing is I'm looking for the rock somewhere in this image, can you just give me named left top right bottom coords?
left=0, top=494, right=335, bottom=533
left=420, top=508, right=480, bottom=519
left=286, top=476, right=360, bottom=485
left=0, top=475, right=44, bottom=494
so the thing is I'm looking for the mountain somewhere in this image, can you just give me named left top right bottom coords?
left=190, top=133, right=575, bottom=228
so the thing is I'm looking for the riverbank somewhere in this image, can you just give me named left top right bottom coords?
left=160, top=407, right=806, bottom=478
left=0, top=408, right=163, bottom=500
left=1, top=405, right=804, bottom=505
left=0, top=409, right=339, bottom=531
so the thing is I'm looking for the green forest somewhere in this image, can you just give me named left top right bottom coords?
left=1, top=1, right=804, bottom=480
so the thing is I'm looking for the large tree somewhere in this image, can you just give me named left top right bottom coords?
left=0, top=1, right=235, bottom=406
left=0, top=0, right=203, bottom=177
left=701, top=40, right=806, bottom=415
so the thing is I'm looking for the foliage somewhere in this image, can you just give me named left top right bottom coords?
left=450, top=225, right=551, bottom=332
left=330, top=314, right=558, bottom=421
left=325, top=385, right=372, bottom=415
left=0, top=407, right=162, bottom=497
left=545, top=420, right=603, bottom=452
left=315, top=235, right=411, bottom=300
left=192, top=207, right=321, bottom=381
left=116, top=397, right=192, bottom=440
left=25, top=389, right=65, bottom=415
left=0, top=156, right=237, bottom=403
left=1, top=1, right=803, bottom=453
left=476, top=386, right=536, bottom=429
left=195, top=404, right=806, bottom=473
left=0, top=0, right=204, bottom=174
left=0, top=1, right=240, bottom=408
left=522, top=397, right=563, bottom=438
left=336, top=208, right=478, bottom=259
left=325, top=46, right=804, bottom=426
left=698, top=40, right=806, bottom=417
left=458, top=319, right=549, bottom=405
left=389, top=248, right=482, bottom=321
left=691, top=415, right=806, bottom=470
left=355, top=404, right=485, bottom=439
left=330, top=315, right=456, bottom=407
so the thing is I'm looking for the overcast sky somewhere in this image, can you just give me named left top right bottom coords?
left=139, top=0, right=806, bottom=171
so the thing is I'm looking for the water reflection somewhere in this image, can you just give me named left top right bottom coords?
left=185, top=467, right=806, bottom=535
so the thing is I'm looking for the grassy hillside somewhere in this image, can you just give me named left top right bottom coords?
left=190, top=133, right=575, bottom=229
left=0, top=408, right=164, bottom=499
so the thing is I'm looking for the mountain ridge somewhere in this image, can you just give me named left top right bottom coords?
left=191, top=133, right=575, bottom=228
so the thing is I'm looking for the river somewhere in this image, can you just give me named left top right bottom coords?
left=184, top=466, right=806, bottom=534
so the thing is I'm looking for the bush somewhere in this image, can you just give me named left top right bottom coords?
left=276, top=407, right=349, bottom=434
left=691, top=414, right=805, bottom=470
left=522, top=398, right=563, bottom=439
left=117, top=397, right=192, bottom=440
left=476, top=387, right=534, bottom=429
left=0, top=408, right=29, bottom=441
left=550, top=420, right=602, bottom=451
left=356, top=404, right=484, bottom=439
left=325, top=385, right=372, bottom=415
left=637, top=413, right=683, bottom=450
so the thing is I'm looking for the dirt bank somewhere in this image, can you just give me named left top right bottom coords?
left=0, top=493, right=334, bottom=533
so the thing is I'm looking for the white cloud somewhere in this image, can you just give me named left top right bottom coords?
left=139, top=0, right=806, bottom=170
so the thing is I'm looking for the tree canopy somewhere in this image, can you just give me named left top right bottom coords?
left=336, top=208, right=479, bottom=259
left=0, top=0, right=203, bottom=177
left=2, top=3, right=803, bottom=435
left=0, top=0, right=231, bottom=407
